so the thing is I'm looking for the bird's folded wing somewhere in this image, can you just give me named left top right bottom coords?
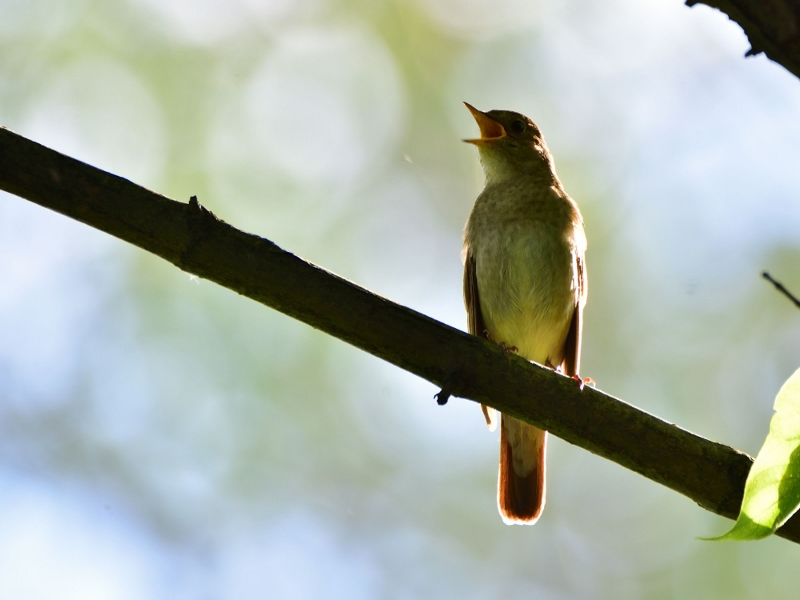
left=464, top=251, right=497, bottom=431
left=561, top=254, right=586, bottom=378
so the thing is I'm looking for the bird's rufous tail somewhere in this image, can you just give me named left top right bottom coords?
left=498, top=415, right=546, bottom=525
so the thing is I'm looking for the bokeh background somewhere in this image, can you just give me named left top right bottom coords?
left=3, top=0, right=800, bottom=597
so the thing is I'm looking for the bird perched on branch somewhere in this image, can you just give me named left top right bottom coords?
left=462, top=103, right=587, bottom=525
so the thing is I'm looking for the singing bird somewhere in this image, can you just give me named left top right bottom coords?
left=462, top=103, right=587, bottom=525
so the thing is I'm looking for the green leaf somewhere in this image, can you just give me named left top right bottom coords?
left=705, top=367, right=800, bottom=541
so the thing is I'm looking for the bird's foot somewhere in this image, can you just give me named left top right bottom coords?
left=498, top=342, right=518, bottom=358
left=572, top=374, right=595, bottom=391
left=544, top=359, right=593, bottom=389
left=482, top=331, right=518, bottom=358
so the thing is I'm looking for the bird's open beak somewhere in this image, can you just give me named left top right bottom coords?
left=463, top=102, right=506, bottom=145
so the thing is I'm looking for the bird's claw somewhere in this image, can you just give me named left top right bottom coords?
left=572, top=374, right=595, bottom=391
left=498, top=342, right=518, bottom=358
left=483, top=331, right=518, bottom=358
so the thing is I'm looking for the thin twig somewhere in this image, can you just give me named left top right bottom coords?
left=762, top=271, right=800, bottom=310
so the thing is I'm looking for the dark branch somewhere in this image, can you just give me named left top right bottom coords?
left=763, top=271, right=800, bottom=309
left=686, top=0, right=800, bottom=79
left=2, top=125, right=798, bottom=543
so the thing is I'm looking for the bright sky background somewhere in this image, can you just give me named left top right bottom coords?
left=3, top=0, right=800, bottom=598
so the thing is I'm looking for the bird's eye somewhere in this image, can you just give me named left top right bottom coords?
left=510, top=120, right=525, bottom=134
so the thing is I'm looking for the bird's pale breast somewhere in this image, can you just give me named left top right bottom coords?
left=466, top=180, right=583, bottom=364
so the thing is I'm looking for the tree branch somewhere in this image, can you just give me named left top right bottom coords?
left=687, top=0, right=800, bottom=79
left=763, top=271, right=800, bottom=309
left=2, top=125, right=798, bottom=542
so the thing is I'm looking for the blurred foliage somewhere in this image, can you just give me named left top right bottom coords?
left=3, top=0, right=800, bottom=598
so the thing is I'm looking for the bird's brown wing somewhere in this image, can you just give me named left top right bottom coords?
left=464, top=251, right=498, bottom=431
left=463, top=251, right=486, bottom=338
left=561, top=254, right=586, bottom=378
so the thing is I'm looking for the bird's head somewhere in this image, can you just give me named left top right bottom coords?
left=463, top=103, right=555, bottom=184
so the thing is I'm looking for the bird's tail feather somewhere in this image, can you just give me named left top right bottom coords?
left=498, top=415, right=546, bottom=525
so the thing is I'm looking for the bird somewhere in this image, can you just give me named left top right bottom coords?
left=462, top=102, right=587, bottom=525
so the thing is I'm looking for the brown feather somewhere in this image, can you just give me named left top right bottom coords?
left=562, top=307, right=581, bottom=377
left=561, top=255, right=586, bottom=377
left=499, top=416, right=546, bottom=524
left=463, top=252, right=486, bottom=338
left=464, top=252, right=497, bottom=430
